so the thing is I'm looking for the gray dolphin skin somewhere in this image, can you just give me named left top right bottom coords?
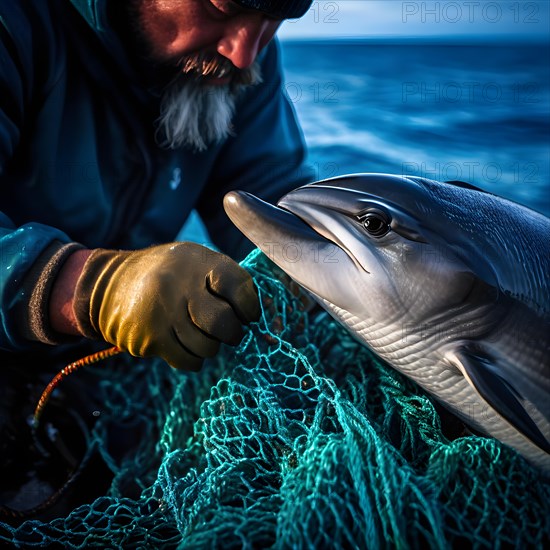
left=223, top=174, right=550, bottom=473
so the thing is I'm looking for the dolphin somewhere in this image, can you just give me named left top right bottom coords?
left=223, top=174, right=550, bottom=472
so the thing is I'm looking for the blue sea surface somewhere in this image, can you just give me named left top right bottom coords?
left=280, top=39, right=550, bottom=216
left=180, top=38, right=549, bottom=243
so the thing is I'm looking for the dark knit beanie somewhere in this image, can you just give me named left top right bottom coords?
left=233, top=0, right=313, bottom=19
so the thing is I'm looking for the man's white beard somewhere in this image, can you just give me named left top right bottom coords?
left=156, top=62, right=262, bottom=152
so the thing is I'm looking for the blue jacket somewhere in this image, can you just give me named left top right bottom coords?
left=0, top=0, right=313, bottom=352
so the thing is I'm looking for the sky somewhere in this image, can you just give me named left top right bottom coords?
left=277, top=0, right=550, bottom=40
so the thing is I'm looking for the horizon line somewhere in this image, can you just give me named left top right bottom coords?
left=278, top=34, right=549, bottom=44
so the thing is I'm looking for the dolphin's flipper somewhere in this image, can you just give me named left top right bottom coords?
left=451, top=347, right=550, bottom=454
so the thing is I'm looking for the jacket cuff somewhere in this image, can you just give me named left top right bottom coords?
left=73, top=248, right=125, bottom=339
left=22, top=241, right=85, bottom=345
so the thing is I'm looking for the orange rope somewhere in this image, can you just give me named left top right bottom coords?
left=33, top=346, right=122, bottom=427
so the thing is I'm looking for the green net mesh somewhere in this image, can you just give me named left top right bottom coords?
left=1, top=249, right=549, bottom=548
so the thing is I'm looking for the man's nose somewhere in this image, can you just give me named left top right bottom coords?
left=217, top=15, right=278, bottom=69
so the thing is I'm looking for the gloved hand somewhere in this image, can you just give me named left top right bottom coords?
left=73, top=242, right=260, bottom=370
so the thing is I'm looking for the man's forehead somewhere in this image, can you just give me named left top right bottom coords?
left=232, top=0, right=313, bottom=19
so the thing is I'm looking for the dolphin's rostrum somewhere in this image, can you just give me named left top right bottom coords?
left=224, top=174, right=550, bottom=473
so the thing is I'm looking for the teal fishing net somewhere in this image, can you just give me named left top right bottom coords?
left=1, top=249, right=549, bottom=548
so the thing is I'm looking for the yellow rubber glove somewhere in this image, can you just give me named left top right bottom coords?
left=73, top=243, right=260, bottom=370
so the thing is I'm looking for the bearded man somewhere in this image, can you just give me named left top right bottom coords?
left=0, top=0, right=315, bottom=370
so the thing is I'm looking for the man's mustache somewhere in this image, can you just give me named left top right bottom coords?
left=180, top=51, right=236, bottom=79
left=177, top=51, right=259, bottom=87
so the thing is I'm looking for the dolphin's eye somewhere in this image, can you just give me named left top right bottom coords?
left=358, top=210, right=391, bottom=237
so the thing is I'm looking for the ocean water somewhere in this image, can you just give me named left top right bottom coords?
left=181, top=38, right=549, bottom=242
left=280, top=39, right=550, bottom=217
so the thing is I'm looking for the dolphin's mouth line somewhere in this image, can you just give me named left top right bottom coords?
left=275, top=203, right=329, bottom=244
left=277, top=203, right=371, bottom=275
left=224, top=191, right=350, bottom=265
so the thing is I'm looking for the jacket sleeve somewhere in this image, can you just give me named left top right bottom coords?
left=0, top=4, right=82, bottom=351
left=196, top=39, right=316, bottom=260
